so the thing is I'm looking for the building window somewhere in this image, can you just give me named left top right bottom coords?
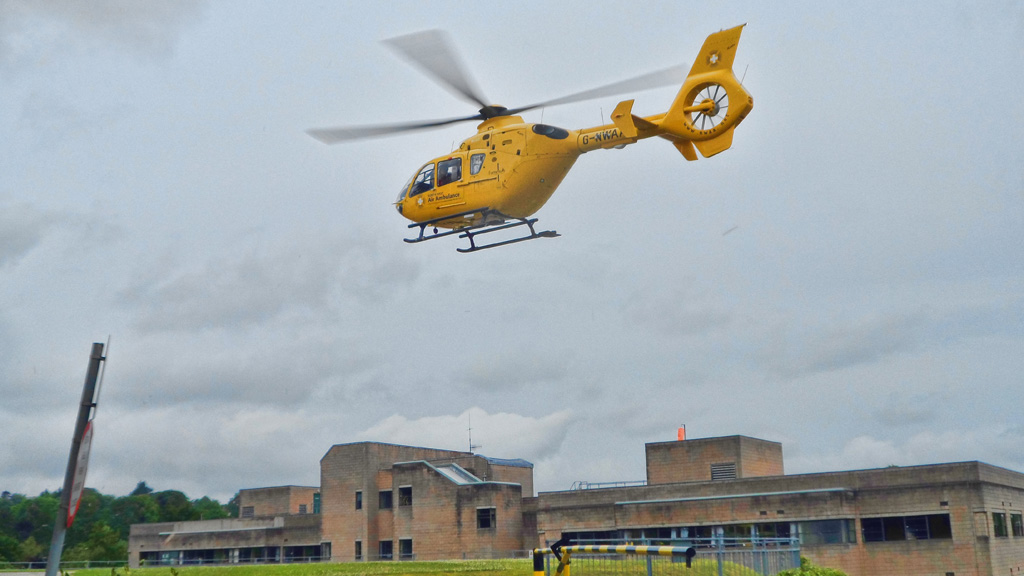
left=1011, top=513, right=1023, bottom=537
left=797, top=519, right=855, bottom=545
left=313, top=492, right=321, bottom=514
left=477, top=507, right=496, bottom=529
left=379, top=490, right=393, bottom=509
left=755, top=522, right=792, bottom=539
left=355, top=491, right=362, bottom=510
left=399, top=486, right=412, bottom=506
left=354, top=540, right=362, bottom=560
left=710, top=462, right=737, bottom=481
left=862, top=514, right=951, bottom=542
left=241, top=506, right=254, bottom=518
left=298, top=504, right=307, bottom=514
left=378, top=540, right=393, bottom=560
left=399, top=538, right=413, bottom=560
left=994, top=512, right=1008, bottom=537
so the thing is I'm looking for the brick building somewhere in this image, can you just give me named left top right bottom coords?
left=128, top=435, right=1024, bottom=576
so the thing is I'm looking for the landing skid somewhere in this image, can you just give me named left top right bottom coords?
left=404, top=208, right=559, bottom=253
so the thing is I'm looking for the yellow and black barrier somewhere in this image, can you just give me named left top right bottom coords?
left=533, top=541, right=698, bottom=576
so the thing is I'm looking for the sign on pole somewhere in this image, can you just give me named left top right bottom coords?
left=67, top=421, right=94, bottom=528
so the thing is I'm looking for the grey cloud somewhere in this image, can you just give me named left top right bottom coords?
left=0, top=0, right=205, bottom=65
left=121, top=236, right=420, bottom=334
left=357, top=407, right=573, bottom=463
left=762, top=313, right=927, bottom=379
left=454, top=345, right=572, bottom=392
left=0, top=204, right=55, bottom=268
left=872, top=393, right=939, bottom=427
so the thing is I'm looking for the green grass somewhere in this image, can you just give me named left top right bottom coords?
left=67, top=557, right=762, bottom=576
left=73, top=559, right=528, bottom=576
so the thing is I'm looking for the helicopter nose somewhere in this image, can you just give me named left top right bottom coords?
left=394, top=201, right=403, bottom=215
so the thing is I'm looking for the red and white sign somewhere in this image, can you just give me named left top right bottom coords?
left=67, top=421, right=94, bottom=528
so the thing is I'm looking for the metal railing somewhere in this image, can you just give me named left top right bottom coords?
left=534, top=538, right=800, bottom=576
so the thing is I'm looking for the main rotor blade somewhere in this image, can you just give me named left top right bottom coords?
left=383, top=29, right=491, bottom=111
left=506, top=63, right=690, bottom=116
left=307, top=113, right=484, bottom=144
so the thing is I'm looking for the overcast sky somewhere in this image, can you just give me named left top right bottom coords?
left=2, top=1, right=1022, bottom=503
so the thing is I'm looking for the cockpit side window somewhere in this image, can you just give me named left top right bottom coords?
left=470, top=153, right=485, bottom=175
left=396, top=173, right=414, bottom=203
left=436, top=157, right=462, bottom=187
left=409, top=163, right=435, bottom=197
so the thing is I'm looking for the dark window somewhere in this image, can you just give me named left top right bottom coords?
left=379, top=490, right=393, bottom=509
left=399, top=486, right=412, bottom=506
left=241, top=506, right=254, bottom=518
left=861, top=518, right=884, bottom=542
left=531, top=124, right=569, bottom=139
left=409, top=164, right=434, bottom=196
left=884, top=517, right=907, bottom=541
left=313, top=492, right=321, bottom=514
left=723, top=524, right=751, bottom=539
left=298, top=504, right=307, bottom=514
left=863, top=514, right=951, bottom=542
left=399, top=538, right=413, bottom=560
left=756, top=522, right=791, bottom=540
left=355, top=491, right=362, bottom=510
left=470, top=153, right=485, bottom=175
left=437, top=158, right=462, bottom=187
left=905, top=515, right=928, bottom=539
left=354, top=540, right=362, bottom=560
left=928, top=514, right=953, bottom=539
left=689, top=525, right=714, bottom=539
left=378, top=540, right=393, bottom=560
left=1011, top=513, right=1024, bottom=537
left=477, top=507, right=496, bottom=529
left=994, top=512, right=1008, bottom=537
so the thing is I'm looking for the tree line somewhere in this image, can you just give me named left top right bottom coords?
left=0, top=482, right=236, bottom=565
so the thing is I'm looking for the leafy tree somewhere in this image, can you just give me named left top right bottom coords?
left=225, top=492, right=240, bottom=518
left=153, top=491, right=193, bottom=523
left=129, top=482, right=153, bottom=496
left=0, top=533, right=20, bottom=563
left=109, top=495, right=159, bottom=536
left=17, top=535, right=44, bottom=563
left=84, top=522, right=127, bottom=561
left=191, top=497, right=230, bottom=521
left=12, top=491, right=58, bottom=543
left=0, top=486, right=232, bottom=563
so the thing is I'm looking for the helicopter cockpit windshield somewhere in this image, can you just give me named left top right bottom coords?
left=409, top=163, right=435, bottom=197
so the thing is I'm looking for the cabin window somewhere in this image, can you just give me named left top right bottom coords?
left=532, top=123, right=569, bottom=139
left=409, top=163, right=434, bottom=196
left=470, top=153, right=485, bottom=175
left=396, top=174, right=414, bottom=203
left=437, top=157, right=462, bottom=187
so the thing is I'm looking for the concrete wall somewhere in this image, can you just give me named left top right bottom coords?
left=238, top=486, right=318, bottom=517
left=128, top=515, right=321, bottom=568
left=534, top=461, right=1024, bottom=576
left=319, top=442, right=483, bottom=561
left=645, top=435, right=783, bottom=484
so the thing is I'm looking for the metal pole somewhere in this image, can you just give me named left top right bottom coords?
left=45, top=343, right=105, bottom=576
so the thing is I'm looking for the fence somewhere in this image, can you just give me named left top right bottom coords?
left=533, top=539, right=800, bottom=576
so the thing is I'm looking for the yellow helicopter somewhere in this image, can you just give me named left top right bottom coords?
left=309, top=25, right=752, bottom=252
